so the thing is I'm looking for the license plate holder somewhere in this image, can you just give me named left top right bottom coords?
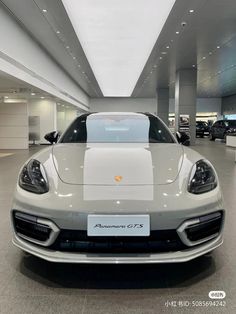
left=87, top=215, right=150, bottom=236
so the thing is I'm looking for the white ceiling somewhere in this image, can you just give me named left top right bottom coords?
left=0, top=71, right=26, bottom=92
left=2, top=0, right=236, bottom=99
left=0, top=0, right=103, bottom=97
left=62, top=0, right=176, bottom=97
left=0, top=70, right=69, bottom=104
left=132, top=0, right=236, bottom=98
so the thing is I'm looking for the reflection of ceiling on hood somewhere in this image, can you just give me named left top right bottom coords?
left=62, top=0, right=176, bottom=96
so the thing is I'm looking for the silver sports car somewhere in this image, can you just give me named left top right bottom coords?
left=11, top=112, right=225, bottom=263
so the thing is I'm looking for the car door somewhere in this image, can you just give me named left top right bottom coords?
left=219, top=121, right=227, bottom=138
left=211, top=121, right=219, bottom=138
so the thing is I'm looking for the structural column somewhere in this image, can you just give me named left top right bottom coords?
left=175, top=69, right=197, bottom=145
left=156, top=88, right=169, bottom=125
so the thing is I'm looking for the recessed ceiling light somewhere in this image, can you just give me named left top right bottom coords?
left=66, top=46, right=70, bottom=49
left=166, top=46, right=170, bottom=49
left=217, top=46, right=220, bottom=49
left=209, top=52, right=212, bottom=55
left=40, top=96, right=45, bottom=99
left=189, top=9, right=194, bottom=13
left=192, top=65, right=196, bottom=67
left=202, top=56, right=206, bottom=59
left=5, top=96, right=9, bottom=99
left=62, top=0, right=176, bottom=96
left=153, top=64, right=157, bottom=68
left=31, top=92, right=36, bottom=96
left=82, top=71, right=85, bottom=74
left=73, top=56, right=76, bottom=60
left=160, top=56, right=163, bottom=60
left=56, top=30, right=60, bottom=34
left=77, top=64, right=81, bottom=67
left=161, top=52, right=167, bottom=55
left=176, top=31, right=180, bottom=34
left=42, top=9, right=47, bottom=13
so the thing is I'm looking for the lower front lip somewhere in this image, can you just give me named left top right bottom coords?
left=12, top=233, right=224, bottom=264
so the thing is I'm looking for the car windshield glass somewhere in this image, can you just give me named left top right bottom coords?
left=225, top=120, right=236, bottom=127
left=197, top=122, right=208, bottom=126
left=60, top=114, right=175, bottom=143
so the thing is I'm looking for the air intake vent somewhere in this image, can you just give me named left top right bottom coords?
left=13, top=211, right=60, bottom=247
left=177, top=211, right=223, bottom=247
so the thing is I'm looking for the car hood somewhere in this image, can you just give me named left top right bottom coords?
left=52, top=143, right=184, bottom=186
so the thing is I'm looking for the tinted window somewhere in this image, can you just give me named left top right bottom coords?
left=225, top=120, right=236, bottom=127
left=197, top=122, right=208, bottom=127
left=219, top=121, right=225, bottom=126
left=213, top=121, right=220, bottom=127
left=60, top=114, right=175, bottom=144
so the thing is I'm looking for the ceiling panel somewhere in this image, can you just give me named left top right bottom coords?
left=0, top=0, right=103, bottom=97
left=132, top=0, right=236, bottom=98
left=2, top=0, right=236, bottom=99
left=62, top=0, right=176, bottom=97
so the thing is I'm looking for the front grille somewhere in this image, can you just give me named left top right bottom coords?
left=185, top=212, right=223, bottom=242
left=13, top=212, right=52, bottom=242
left=50, top=229, right=187, bottom=253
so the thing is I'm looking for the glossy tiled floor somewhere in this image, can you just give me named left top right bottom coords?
left=0, top=140, right=235, bottom=314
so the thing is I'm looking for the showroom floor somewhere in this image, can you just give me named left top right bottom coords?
left=0, top=140, right=235, bottom=314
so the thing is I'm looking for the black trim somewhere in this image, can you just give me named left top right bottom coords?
left=50, top=229, right=187, bottom=253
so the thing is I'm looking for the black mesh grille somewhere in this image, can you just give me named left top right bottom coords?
left=50, top=229, right=187, bottom=253
left=13, top=212, right=51, bottom=242
left=185, top=212, right=223, bottom=242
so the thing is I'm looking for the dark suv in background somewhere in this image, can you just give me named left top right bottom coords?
left=196, top=121, right=210, bottom=137
left=210, top=120, right=236, bottom=141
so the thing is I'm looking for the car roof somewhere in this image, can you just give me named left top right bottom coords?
left=79, top=112, right=156, bottom=119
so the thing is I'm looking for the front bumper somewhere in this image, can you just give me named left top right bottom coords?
left=196, top=130, right=209, bottom=136
left=12, top=232, right=223, bottom=264
left=11, top=176, right=225, bottom=263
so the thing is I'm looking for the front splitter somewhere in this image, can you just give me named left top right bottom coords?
left=12, top=233, right=223, bottom=264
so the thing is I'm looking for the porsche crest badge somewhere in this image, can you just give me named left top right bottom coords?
left=114, top=175, right=123, bottom=182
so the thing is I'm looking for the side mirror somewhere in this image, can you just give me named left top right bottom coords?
left=44, top=131, right=60, bottom=144
left=176, top=132, right=190, bottom=146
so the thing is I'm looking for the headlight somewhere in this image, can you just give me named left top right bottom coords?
left=19, top=159, right=49, bottom=194
left=188, top=160, right=217, bottom=194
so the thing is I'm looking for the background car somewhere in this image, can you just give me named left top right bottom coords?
left=196, top=121, right=210, bottom=138
left=210, top=119, right=236, bottom=141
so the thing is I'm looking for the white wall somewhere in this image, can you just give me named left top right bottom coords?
left=90, top=98, right=157, bottom=113
left=0, top=102, right=28, bottom=149
left=57, top=107, right=78, bottom=133
left=28, top=99, right=57, bottom=144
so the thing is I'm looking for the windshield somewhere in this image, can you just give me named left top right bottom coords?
left=225, top=120, right=236, bottom=127
left=197, top=122, right=208, bottom=127
left=60, top=113, right=175, bottom=144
